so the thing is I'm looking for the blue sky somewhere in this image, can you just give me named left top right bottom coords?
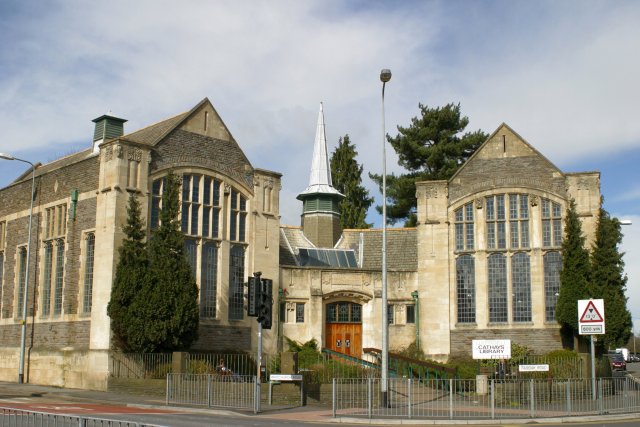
left=1, top=0, right=639, bottom=333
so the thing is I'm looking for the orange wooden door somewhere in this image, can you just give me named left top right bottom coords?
left=325, top=323, right=362, bottom=357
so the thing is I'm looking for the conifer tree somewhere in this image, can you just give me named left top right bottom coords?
left=330, top=134, right=374, bottom=229
left=556, top=199, right=591, bottom=347
left=140, top=171, right=200, bottom=352
left=107, top=194, right=150, bottom=352
left=370, top=103, right=487, bottom=226
left=590, top=200, right=632, bottom=349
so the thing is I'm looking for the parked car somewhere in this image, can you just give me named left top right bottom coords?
left=609, top=354, right=627, bottom=371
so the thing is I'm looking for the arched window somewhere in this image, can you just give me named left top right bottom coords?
left=512, top=253, right=531, bottom=322
left=456, top=255, right=476, bottom=323
left=544, top=252, right=562, bottom=321
left=488, top=253, right=507, bottom=323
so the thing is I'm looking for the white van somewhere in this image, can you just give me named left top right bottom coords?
left=615, top=348, right=630, bottom=362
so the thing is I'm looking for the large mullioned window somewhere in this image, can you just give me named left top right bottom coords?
left=151, top=174, right=249, bottom=321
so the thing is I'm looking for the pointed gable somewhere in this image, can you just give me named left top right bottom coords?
left=137, top=98, right=253, bottom=190
left=448, top=123, right=567, bottom=203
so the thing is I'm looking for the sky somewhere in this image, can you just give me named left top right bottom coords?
left=1, top=0, right=639, bottom=332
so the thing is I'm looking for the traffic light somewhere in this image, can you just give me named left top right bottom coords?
left=247, top=275, right=259, bottom=317
left=257, top=278, right=273, bottom=329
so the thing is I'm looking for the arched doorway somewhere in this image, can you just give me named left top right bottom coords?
left=325, top=302, right=362, bottom=357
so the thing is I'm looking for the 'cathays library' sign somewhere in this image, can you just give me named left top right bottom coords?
left=472, top=339, right=512, bottom=360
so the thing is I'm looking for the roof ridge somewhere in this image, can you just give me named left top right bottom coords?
left=123, top=111, right=189, bottom=138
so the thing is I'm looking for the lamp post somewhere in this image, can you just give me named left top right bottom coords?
left=0, top=153, right=35, bottom=384
left=379, top=68, right=391, bottom=406
left=620, top=219, right=632, bottom=354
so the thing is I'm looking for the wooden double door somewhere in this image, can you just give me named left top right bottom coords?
left=325, top=302, right=362, bottom=358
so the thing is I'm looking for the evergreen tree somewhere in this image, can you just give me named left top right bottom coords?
left=330, top=134, right=374, bottom=229
left=107, top=194, right=150, bottom=352
left=590, top=200, right=632, bottom=349
left=139, top=171, right=200, bottom=352
left=556, top=199, right=591, bottom=347
left=370, top=103, right=487, bottom=226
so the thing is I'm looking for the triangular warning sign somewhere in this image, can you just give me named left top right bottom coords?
left=580, top=301, right=604, bottom=323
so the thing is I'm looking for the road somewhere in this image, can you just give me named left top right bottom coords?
left=3, top=372, right=640, bottom=427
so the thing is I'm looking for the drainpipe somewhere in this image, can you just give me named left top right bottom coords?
left=411, top=290, right=420, bottom=350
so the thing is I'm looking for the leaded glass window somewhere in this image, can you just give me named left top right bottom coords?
left=42, top=242, right=53, bottom=317
left=488, top=253, right=508, bottom=323
left=230, top=190, right=247, bottom=242
left=508, top=194, right=529, bottom=249
left=53, top=239, right=64, bottom=316
left=181, top=174, right=201, bottom=236
left=486, top=195, right=507, bottom=249
left=185, top=238, right=197, bottom=278
left=17, top=247, right=27, bottom=318
left=296, top=303, right=305, bottom=323
left=454, top=203, right=474, bottom=251
left=326, top=302, right=362, bottom=323
left=542, top=199, right=562, bottom=247
left=406, top=305, right=415, bottom=324
left=82, top=233, right=95, bottom=314
left=544, top=251, right=562, bottom=321
left=387, top=304, right=395, bottom=324
left=201, top=242, right=218, bottom=318
left=228, top=245, right=245, bottom=321
left=456, top=255, right=476, bottom=323
left=512, top=253, right=531, bottom=322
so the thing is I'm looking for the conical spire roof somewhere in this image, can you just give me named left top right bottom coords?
left=297, top=103, right=343, bottom=198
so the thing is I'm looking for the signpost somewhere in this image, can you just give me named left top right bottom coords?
left=578, top=299, right=605, bottom=401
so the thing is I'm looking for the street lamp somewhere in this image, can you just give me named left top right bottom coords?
left=379, top=68, right=391, bottom=406
left=620, top=220, right=632, bottom=354
left=0, top=152, right=36, bottom=384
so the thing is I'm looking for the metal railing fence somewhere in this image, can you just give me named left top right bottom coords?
left=110, top=353, right=172, bottom=379
left=0, top=406, right=167, bottom=427
left=332, top=376, right=640, bottom=419
left=166, top=373, right=259, bottom=413
left=186, top=353, right=276, bottom=377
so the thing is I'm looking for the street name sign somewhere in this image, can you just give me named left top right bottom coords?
left=518, top=364, right=550, bottom=372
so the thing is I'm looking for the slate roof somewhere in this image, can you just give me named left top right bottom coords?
left=338, top=228, right=418, bottom=271
left=7, top=148, right=95, bottom=187
left=121, top=111, right=190, bottom=146
left=279, top=225, right=418, bottom=272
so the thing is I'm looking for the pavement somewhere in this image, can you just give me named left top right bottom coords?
left=2, top=368, right=640, bottom=425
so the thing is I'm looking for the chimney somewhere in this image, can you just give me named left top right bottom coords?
left=92, top=112, right=127, bottom=153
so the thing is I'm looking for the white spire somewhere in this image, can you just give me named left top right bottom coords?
left=298, top=103, right=343, bottom=197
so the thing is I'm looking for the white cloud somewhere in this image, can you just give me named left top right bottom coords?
left=1, top=1, right=639, bottom=303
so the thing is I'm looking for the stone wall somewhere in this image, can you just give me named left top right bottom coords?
left=450, top=327, right=562, bottom=356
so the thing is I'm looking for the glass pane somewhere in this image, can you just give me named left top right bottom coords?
left=496, top=195, right=505, bottom=220
left=338, top=303, right=349, bottom=322
left=351, top=304, right=362, bottom=323
left=192, top=175, right=199, bottom=203
left=488, top=254, right=507, bottom=323
left=181, top=203, right=189, bottom=233
left=203, top=176, right=211, bottom=205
